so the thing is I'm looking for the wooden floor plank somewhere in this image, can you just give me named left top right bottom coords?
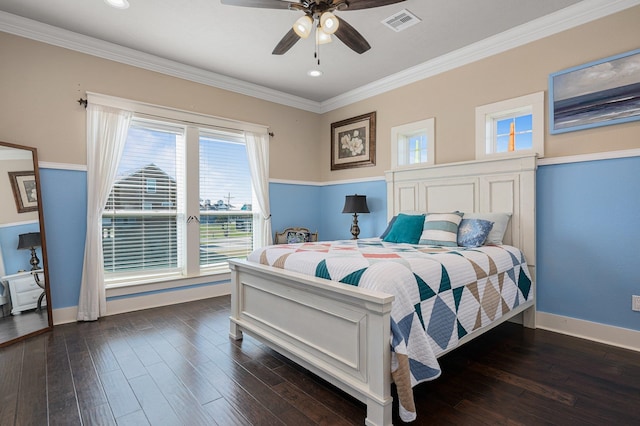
left=128, top=374, right=183, bottom=426
left=100, top=369, right=141, bottom=419
left=15, top=336, right=48, bottom=425
left=0, top=343, right=23, bottom=425
left=145, top=362, right=216, bottom=426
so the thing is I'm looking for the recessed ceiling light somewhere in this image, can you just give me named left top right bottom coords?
left=308, top=70, right=323, bottom=77
left=105, top=0, right=130, bottom=10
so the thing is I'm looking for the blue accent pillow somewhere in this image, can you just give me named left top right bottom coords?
left=457, top=219, right=494, bottom=247
left=379, top=215, right=398, bottom=239
left=382, top=213, right=425, bottom=244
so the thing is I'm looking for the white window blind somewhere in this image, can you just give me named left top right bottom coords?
left=102, top=119, right=185, bottom=277
left=199, top=131, right=254, bottom=269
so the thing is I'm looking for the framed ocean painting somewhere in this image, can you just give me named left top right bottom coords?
left=549, top=48, right=640, bottom=134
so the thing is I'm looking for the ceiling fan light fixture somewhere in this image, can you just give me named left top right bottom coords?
left=293, top=15, right=313, bottom=39
left=307, top=70, right=323, bottom=77
left=316, top=28, right=332, bottom=45
left=320, top=12, right=339, bottom=35
left=104, top=0, right=130, bottom=9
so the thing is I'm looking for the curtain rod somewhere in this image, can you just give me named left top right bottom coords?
left=77, top=98, right=274, bottom=137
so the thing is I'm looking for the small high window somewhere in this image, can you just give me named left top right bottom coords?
left=475, top=92, right=544, bottom=159
left=391, top=118, right=435, bottom=169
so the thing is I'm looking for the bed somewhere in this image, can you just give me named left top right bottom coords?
left=229, top=155, right=537, bottom=425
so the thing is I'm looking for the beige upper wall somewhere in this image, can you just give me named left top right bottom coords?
left=319, top=6, right=640, bottom=181
left=0, top=33, right=321, bottom=182
left=1, top=6, right=639, bottom=185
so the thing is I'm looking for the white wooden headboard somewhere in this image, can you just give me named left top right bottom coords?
left=384, top=155, right=537, bottom=270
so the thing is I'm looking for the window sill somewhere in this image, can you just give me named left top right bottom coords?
left=105, top=270, right=231, bottom=298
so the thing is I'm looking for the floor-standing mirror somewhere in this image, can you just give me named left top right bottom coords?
left=0, top=141, right=52, bottom=347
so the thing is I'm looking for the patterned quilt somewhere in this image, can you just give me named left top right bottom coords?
left=248, top=238, right=533, bottom=422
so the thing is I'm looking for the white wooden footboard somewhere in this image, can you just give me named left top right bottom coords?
left=229, top=259, right=395, bottom=426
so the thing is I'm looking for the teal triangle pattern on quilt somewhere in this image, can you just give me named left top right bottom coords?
left=457, top=319, right=468, bottom=339
left=315, top=260, right=331, bottom=280
left=414, top=303, right=426, bottom=331
left=453, top=286, right=464, bottom=312
left=439, top=265, right=451, bottom=293
left=340, top=268, right=367, bottom=286
left=518, top=268, right=532, bottom=299
left=415, top=273, right=437, bottom=301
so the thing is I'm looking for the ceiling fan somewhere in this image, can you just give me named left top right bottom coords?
left=221, top=0, right=407, bottom=55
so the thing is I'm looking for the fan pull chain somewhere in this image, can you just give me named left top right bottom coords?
left=315, top=26, right=320, bottom=66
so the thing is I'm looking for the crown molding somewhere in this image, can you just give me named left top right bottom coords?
left=0, top=11, right=321, bottom=113
left=318, top=0, right=640, bottom=112
left=1, top=0, right=638, bottom=114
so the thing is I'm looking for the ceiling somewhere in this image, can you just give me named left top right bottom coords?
left=0, top=0, right=633, bottom=110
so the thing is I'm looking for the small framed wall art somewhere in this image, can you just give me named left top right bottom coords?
left=9, top=170, right=38, bottom=213
left=331, top=111, right=376, bottom=170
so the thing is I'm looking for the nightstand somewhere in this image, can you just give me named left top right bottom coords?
left=1, top=270, right=46, bottom=315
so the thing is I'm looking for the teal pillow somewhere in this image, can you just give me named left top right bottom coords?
left=382, top=213, right=425, bottom=244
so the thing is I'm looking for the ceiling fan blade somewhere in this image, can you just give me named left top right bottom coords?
left=221, top=0, right=294, bottom=9
left=336, top=0, right=406, bottom=11
left=272, top=28, right=300, bottom=55
left=334, top=17, right=370, bottom=54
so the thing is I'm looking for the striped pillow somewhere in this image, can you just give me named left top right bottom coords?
left=419, top=212, right=464, bottom=246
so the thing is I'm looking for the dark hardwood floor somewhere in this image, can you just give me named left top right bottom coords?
left=0, top=308, right=50, bottom=344
left=0, top=295, right=638, bottom=425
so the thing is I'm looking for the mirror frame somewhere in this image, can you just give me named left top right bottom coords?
left=0, top=140, right=52, bottom=348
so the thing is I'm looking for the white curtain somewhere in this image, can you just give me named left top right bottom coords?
left=77, top=104, right=132, bottom=321
left=245, top=131, right=272, bottom=248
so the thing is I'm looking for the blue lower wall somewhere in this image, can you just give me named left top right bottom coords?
left=38, top=156, right=640, bottom=332
left=536, top=156, right=640, bottom=330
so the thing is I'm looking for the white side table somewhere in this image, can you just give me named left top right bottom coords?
left=1, top=270, right=46, bottom=315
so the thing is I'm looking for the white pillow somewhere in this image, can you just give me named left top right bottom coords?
left=419, top=212, right=463, bottom=247
left=462, top=212, right=511, bottom=245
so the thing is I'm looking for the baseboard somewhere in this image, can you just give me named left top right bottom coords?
left=52, top=283, right=231, bottom=325
left=536, top=311, right=640, bottom=352
left=52, top=306, right=79, bottom=325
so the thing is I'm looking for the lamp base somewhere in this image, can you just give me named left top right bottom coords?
left=350, top=213, right=360, bottom=239
left=29, top=248, right=40, bottom=271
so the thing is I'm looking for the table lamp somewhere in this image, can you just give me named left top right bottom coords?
left=342, top=194, right=369, bottom=239
left=17, top=232, right=41, bottom=271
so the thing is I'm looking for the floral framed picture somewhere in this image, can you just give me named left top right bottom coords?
left=8, top=171, right=38, bottom=213
left=331, top=111, right=376, bottom=170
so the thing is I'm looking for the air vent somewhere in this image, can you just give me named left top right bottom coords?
left=382, top=9, right=421, bottom=32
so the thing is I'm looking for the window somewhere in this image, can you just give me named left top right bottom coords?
left=199, top=131, right=253, bottom=269
left=475, top=92, right=544, bottom=159
left=391, top=118, right=435, bottom=169
left=146, top=178, right=157, bottom=194
left=102, top=118, right=255, bottom=285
